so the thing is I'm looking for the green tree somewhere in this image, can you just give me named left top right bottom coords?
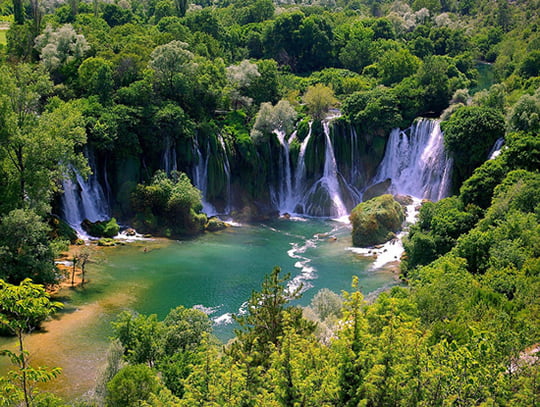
left=0, top=209, right=57, bottom=286
left=112, top=311, right=163, bottom=367
left=442, top=105, right=505, bottom=185
left=0, top=279, right=63, bottom=407
left=106, top=364, right=160, bottom=407
left=302, top=84, right=337, bottom=121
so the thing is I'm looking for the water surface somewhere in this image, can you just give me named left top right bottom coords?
left=0, top=218, right=398, bottom=400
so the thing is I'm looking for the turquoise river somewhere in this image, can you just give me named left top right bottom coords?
left=0, top=218, right=400, bottom=401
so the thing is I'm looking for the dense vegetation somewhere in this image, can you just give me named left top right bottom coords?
left=0, top=0, right=539, bottom=405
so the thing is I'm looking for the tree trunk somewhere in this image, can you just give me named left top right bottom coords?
left=18, top=330, right=30, bottom=407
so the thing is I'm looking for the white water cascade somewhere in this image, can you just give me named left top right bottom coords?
left=370, top=119, right=453, bottom=201
left=61, top=159, right=110, bottom=234
left=488, top=137, right=505, bottom=160
left=162, top=136, right=178, bottom=175
left=273, top=129, right=294, bottom=211
left=219, top=135, right=232, bottom=214
left=192, top=140, right=218, bottom=216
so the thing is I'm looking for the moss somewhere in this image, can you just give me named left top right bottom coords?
left=97, top=238, right=117, bottom=246
left=350, top=194, right=405, bottom=247
left=82, top=218, right=120, bottom=238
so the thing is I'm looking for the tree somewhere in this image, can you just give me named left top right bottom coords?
left=251, top=100, right=297, bottom=141
left=34, top=24, right=90, bottom=73
left=0, top=65, right=88, bottom=212
left=302, top=84, right=338, bottom=121
left=377, top=48, right=420, bottom=86
left=106, top=364, right=160, bottom=407
left=507, top=91, right=540, bottom=134
left=0, top=209, right=57, bottom=286
left=162, top=306, right=212, bottom=354
left=0, top=279, right=63, bottom=407
left=442, top=105, right=505, bottom=185
left=232, top=267, right=314, bottom=368
left=148, top=40, right=194, bottom=97
left=112, top=311, right=163, bottom=367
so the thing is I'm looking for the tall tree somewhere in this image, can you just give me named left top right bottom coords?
left=0, top=279, right=63, bottom=407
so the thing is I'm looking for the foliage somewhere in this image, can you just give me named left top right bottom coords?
left=350, top=194, right=405, bottom=247
left=131, top=171, right=206, bottom=236
left=0, top=279, right=63, bottom=407
left=0, top=209, right=58, bottom=286
left=106, top=364, right=160, bottom=407
left=34, top=24, right=89, bottom=73
left=442, top=105, right=506, bottom=187
left=302, top=83, right=338, bottom=121
left=251, top=99, right=297, bottom=141
left=81, top=218, right=120, bottom=238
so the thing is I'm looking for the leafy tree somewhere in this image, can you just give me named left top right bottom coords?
left=106, top=364, right=160, bottom=407
left=507, top=91, right=540, bottom=134
left=0, top=279, right=63, bottom=407
left=34, top=24, right=90, bottom=74
left=415, top=55, right=452, bottom=114
left=78, top=57, right=114, bottom=102
left=377, top=48, right=420, bottom=86
left=0, top=65, right=88, bottom=212
left=251, top=100, right=297, bottom=141
left=131, top=171, right=206, bottom=236
left=232, top=267, right=314, bottom=368
left=342, top=86, right=402, bottom=135
left=302, top=83, right=337, bottom=121
left=0, top=209, right=58, bottom=286
left=148, top=40, right=194, bottom=98
left=161, top=306, right=212, bottom=354
left=442, top=105, right=505, bottom=186
left=112, top=311, right=163, bottom=367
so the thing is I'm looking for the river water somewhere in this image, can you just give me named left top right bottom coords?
left=0, top=218, right=400, bottom=400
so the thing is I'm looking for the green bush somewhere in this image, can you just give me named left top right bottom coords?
left=350, top=194, right=405, bottom=247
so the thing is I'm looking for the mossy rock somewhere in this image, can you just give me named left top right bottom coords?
left=97, top=238, right=117, bottom=247
left=350, top=194, right=405, bottom=247
left=206, top=217, right=228, bottom=232
left=82, top=218, right=120, bottom=238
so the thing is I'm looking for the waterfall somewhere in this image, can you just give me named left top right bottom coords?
left=273, top=130, right=294, bottom=211
left=219, top=135, right=232, bottom=214
left=162, top=136, right=177, bottom=175
left=488, top=137, right=505, bottom=159
left=61, top=152, right=110, bottom=234
left=192, top=140, right=218, bottom=216
left=370, top=119, right=452, bottom=201
left=279, top=118, right=352, bottom=218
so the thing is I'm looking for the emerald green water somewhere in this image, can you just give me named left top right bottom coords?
left=0, top=218, right=399, bottom=400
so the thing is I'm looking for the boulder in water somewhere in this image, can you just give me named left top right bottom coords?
left=362, top=179, right=392, bottom=201
left=350, top=194, right=405, bottom=247
left=206, top=217, right=227, bottom=232
left=82, top=218, right=120, bottom=238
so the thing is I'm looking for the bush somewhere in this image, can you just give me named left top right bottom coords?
left=350, top=195, right=405, bottom=247
left=82, top=218, right=120, bottom=238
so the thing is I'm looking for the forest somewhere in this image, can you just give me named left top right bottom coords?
left=0, top=0, right=539, bottom=405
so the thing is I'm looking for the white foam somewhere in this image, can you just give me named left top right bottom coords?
left=347, top=197, right=421, bottom=270
left=213, top=313, right=234, bottom=325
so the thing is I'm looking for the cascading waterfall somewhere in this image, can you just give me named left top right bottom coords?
left=61, top=152, right=110, bottom=234
left=369, top=119, right=452, bottom=201
left=304, top=121, right=348, bottom=218
left=218, top=135, right=232, bottom=214
left=162, top=136, right=178, bottom=175
left=273, top=129, right=293, bottom=211
left=488, top=137, right=505, bottom=159
left=192, top=140, right=218, bottom=215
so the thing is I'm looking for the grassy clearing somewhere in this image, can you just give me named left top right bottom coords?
left=0, top=30, right=6, bottom=45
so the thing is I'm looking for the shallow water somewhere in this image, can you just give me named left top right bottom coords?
left=0, top=218, right=399, bottom=400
